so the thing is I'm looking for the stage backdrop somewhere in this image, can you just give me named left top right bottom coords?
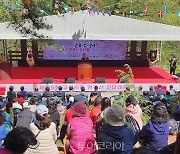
left=43, top=40, right=126, bottom=60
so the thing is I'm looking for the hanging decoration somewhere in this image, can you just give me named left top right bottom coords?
left=139, top=11, right=144, bottom=17
left=72, top=7, right=75, bottom=14
left=64, top=6, right=70, bottom=13
left=23, top=0, right=31, bottom=6
left=163, top=6, right=168, bottom=14
left=69, top=11, right=73, bottom=15
left=122, top=11, right=127, bottom=17
left=22, top=8, right=29, bottom=15
left=54, top=1, right=60, bottom=10
left=177, top=10, right=180, bottom=17
left=107, top=11, right=112, bottom=16
left=39, top=9, right=46, bottom=15
left=129, top=8, right=133, bottom=17
left=144, top=8, right=148, bottom=15
left=87, top=0, right=93, bottom=9
left=158, top=11, right=163, bottom=18
left=26, top=47, right=35, bottom=69
left=147, top=50, right=159, bottom=65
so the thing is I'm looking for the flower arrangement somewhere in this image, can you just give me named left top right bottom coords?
left=115, top=64, right=134, bottom=83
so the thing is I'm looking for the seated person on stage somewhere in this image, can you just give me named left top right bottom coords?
left=81, top=53, right=89, bottom=62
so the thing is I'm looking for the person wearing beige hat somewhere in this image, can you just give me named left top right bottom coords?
left=97, top=105, right=136, bottom=154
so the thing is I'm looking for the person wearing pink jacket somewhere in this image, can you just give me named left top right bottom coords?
left=125, top=95, right=143, bottom=129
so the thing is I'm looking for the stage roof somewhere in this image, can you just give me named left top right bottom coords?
left=0, top=11, right=180, bottom=40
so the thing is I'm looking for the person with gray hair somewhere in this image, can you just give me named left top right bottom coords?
left=16, top=101, right=35, bottom=129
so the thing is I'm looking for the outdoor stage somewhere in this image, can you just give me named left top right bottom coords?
left=0, top=66, right=179, bottom=92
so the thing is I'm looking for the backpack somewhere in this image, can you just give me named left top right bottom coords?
left=125, top=115, right=140, bottom=132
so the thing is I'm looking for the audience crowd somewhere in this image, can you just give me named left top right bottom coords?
left=0, top=84, right=179, bottom=154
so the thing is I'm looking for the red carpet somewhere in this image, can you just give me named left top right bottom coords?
left=0, top=66, right=177, bottom=84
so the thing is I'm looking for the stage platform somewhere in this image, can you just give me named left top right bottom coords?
left=8, top=66, right=177, bottom=83
left=0, top=66, right=179, bottom=92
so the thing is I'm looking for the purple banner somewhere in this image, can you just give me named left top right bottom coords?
left=43, top=40, right=126, bottom=60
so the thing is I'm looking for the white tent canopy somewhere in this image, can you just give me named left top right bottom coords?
left=0, top=11, right=180, bottom=40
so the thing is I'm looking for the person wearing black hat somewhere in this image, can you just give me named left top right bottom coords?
left=125, top=95, right=143, bottom=129
left=0, top=127, right=39, bottom=154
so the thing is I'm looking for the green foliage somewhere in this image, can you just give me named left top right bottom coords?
left=161, top=41, right=180, bottom=75
left=112, top=84, right=153, bottom=116
left=169, top=93, right=180, bottom=113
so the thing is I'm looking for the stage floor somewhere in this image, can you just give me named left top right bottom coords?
left=0, top=66, right=177, bottom=84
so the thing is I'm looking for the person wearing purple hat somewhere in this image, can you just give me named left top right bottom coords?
left=66, top=102, right=95, bottom=154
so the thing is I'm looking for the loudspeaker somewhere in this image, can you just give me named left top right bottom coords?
left=95, top=77, right=106, bottom=83
left=42, top=78, right=54, bottom=84
left=65, top=78, right=75, bottom=83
